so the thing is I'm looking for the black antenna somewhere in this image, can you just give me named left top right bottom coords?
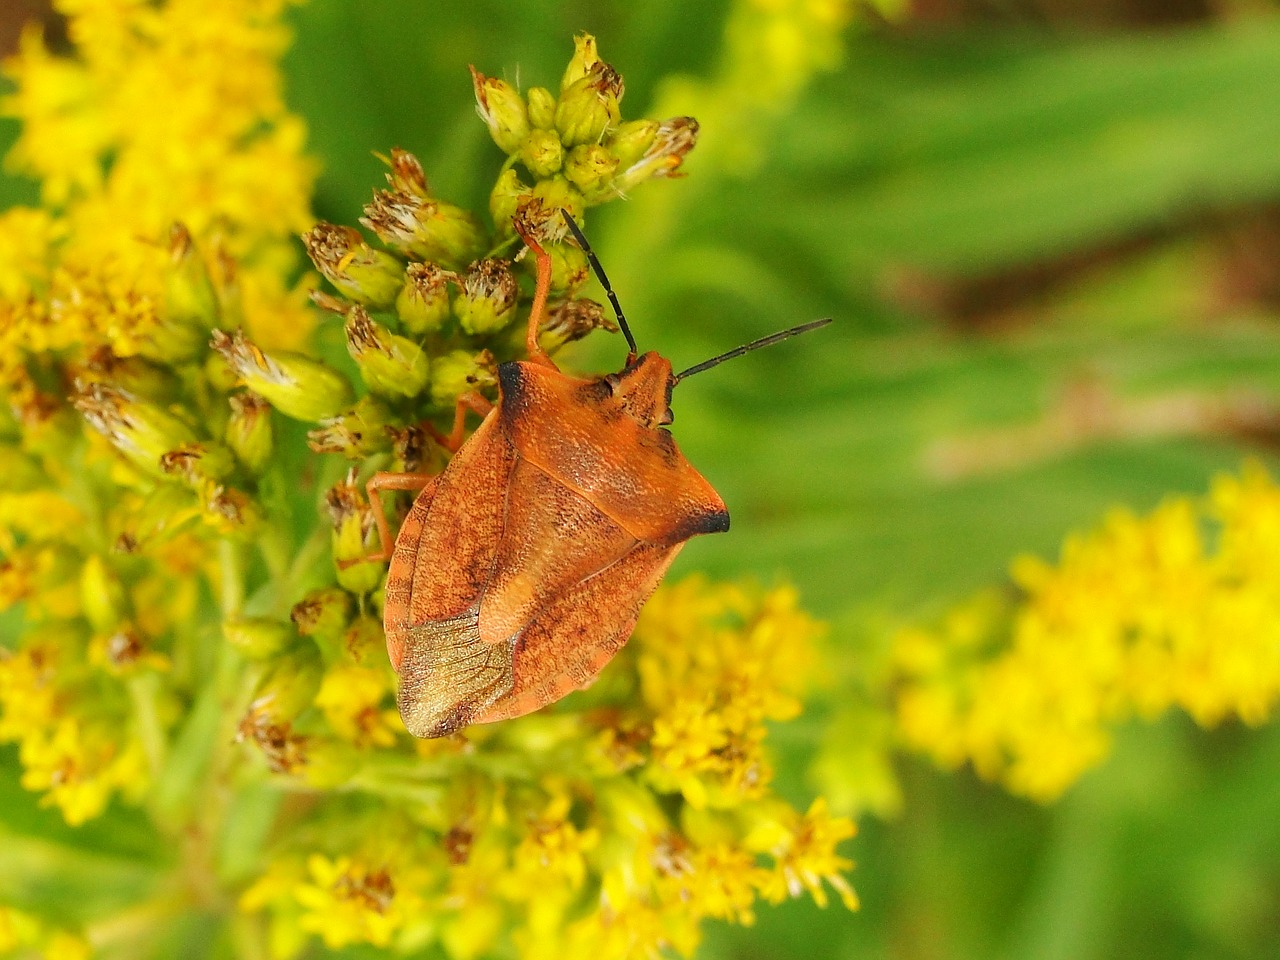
left=561, top=211, right=639, bottom=360
left=674, top=318, right=832, bottom=383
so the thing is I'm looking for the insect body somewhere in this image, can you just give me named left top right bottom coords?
left=365, top=212, right=827, bottom=738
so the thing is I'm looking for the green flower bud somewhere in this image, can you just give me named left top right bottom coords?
left=204, top=349, right=239, bottom=393
left=531, top=177, right=586, bottom=224
left=225, top=392, right=273, bottom=474
left=345, top=306, right=430, bottom=399
left=159, top=441, right=236, bottom=486
left=200, top=482, right=261, bottom=534
left=326, top=479, right=383, bottom=595
left=612, top=116, right=699, bottom=193
left=429, top=349, right=498, bottom=410
left=470, top=66, right=531, bottom=155
left=164, top=223, right=218, bottom=328
left=237, top=709, right=308, bottom=775
left=565, top=143, right=620, bottom=199
left=302, top=223, right=404, bottom=309
left=248, top=640, right=323, bottom=723
left=526, top=86, right=558, bottom=130
left=453, top=259, right=518, bottom=336
left=210, top=329, right=354, bottom=422
left=606, top=119, right=660, bottom=169
left=361, top=191, right=484, bottom=271
left=81, top=347, right=179, bottom=405
left=291, top=586, right=355, bottom=645
left=537, top=298, right=616, bottom=355
left=555, top=61, right=624, bottom=148
left=490, top=168, right=531, bottom=241
left=73, top=381, right=200, bottom=477
left=520, top=129, right=564, bottom=179
left=381, top=147, right=430, bottom=198
left=387, top=423, right=440, bottom=474
left=307, top=395, right=394, bottom=459
left=81, top=554, right=128, bottom=634
left=396, top=262, right=456, bottom=336
left=533, top=242, right=589, bottom=296
left=112, top=484, right=202, bottom=553
left=560, top=33, right=603, bottom=92
left=342, top=615, right=384, bottom=665
left=224, top=616, right=296, bottom=660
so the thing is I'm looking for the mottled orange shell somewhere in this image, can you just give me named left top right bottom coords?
left=382, top=354, right=729, bottom=738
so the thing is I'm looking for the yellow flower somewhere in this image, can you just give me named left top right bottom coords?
left=747, top=798, right=858, bottom=910
left=18, top=717, right=146, bottom=825
left=894, top=461, right=1280, bottom=801
left=294, top=853, right=425, bottom=950
left=314, top=664, right=401, bottom=748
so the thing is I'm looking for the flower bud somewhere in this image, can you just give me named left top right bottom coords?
left=470, top=66, right=531, bottom=154
left=396, top=262, right=456, bottom=336
left=561, top=33, right=603, bottom=92
left=159, top=441, right=236, bottom=487
left=247, top=640, right=323, bottom=723
left=520, top=129, right=564, bottom=179
left=453, top=259, right=518, bottom=336
left=204, top=348, right=239, bottom=393
left=555, top=61, right=623, bottom=148
left=200, top=483, right=261, bottom=534
left=345, top=306, right=430, bottom=398
left=361, top=191, right=484, bottom=271
left=325, top=479, right=382, bottom=595
left=489, top=168, right=531, bottom=240
left=210, top=329, right=354, bottom=422
left=387, top=423, right=441, bottom=474
left=225, top=392, right=273, bottom=474
left=302, top=223, right=404, bottom=309
left=382, top=147, right=429, bottom=198
left=342, top=614, right=384, bottom=664
left=112, top=485, right=202, bottom=553
left=164, top=223, right=219, bottom=328
left=291, top=586, right=355, bottom=645
left=224, top=616, right=296, bottom=660
left=612, top=116, right=699, bottom=193
left=429, top=349, right=498, bottom=410
left=80, top=554, right=128, bottom=633
left=73, top=382, right=200, bottom=477
left=307, top=395, right=394, bottom=459
left=606, top=119, right=660, bottom=169
left=564, top=143, right=620, bottom=199
left=536, top=242, right=589, bottom=296
left=526, top=86, right=558, bottom=130
left=237, top=708, right=308, bottom=774
left=537, top=298, right=616, bottom=355
left=81, top=347, right=179, bottom=405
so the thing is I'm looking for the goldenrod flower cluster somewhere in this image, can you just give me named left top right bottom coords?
left=0, top=7, right=853, bottom=957
left=893, top=462, right=1280, bottom=801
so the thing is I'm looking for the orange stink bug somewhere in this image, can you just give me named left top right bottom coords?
left=363, top=211, right=829, bottom=738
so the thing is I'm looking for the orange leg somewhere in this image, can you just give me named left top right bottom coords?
left=425, top=391, right=493, bottom=453
left=362, top=472, right=434, bottom=563
left=359, top=391, right=494, bottom=565
left=512, top=218, right=557, bottom=368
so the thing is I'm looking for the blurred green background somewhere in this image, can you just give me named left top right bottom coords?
left=7, top=0, right=1280, bottom=957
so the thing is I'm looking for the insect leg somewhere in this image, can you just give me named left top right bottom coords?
left=511, top=216, right=557, bottom=368
left=425, top=391, right=493, bottom=453
left=362, top=472, right=435, bottom=563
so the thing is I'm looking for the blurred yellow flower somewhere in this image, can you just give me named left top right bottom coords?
left=894, top=461, right=1280, bottom=801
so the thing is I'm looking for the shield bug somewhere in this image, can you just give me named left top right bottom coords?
left=363, top=211, right=829, bottom=738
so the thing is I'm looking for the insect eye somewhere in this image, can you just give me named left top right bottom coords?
left=660, top=408, right=674, bottom=426
left=602, top=374, right=621, bottom=394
